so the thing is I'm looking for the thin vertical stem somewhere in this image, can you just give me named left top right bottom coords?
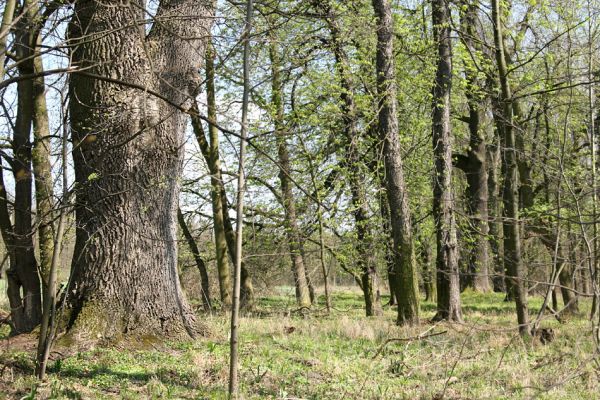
left=587, top=0, right=599, bottom=340
left=36, top=98, right=69, bottom=380
left=229, top=0, right=253, bottom=397
left=0, top=0, right=16, bottom=81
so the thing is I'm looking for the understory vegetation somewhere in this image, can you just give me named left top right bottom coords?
left=1, top=290, right=597, bottom=399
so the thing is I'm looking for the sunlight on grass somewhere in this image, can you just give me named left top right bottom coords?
left=1, top=290, right=598, bottom=399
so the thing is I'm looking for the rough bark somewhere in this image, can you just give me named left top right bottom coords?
left=456, top=0, right=491, bottom=293
left=372, top=0, right=419, bottom=324
left=431, top=0, right=462, bottom=322
left=269, top=35, right=311, bottom=308
left=177, top=209, right=211, bottom=311
left=491, top=0, right=529, bottom=335
left=67, top=0, right=214, bottom=340
left=31, top=34, right=55, bottom=297
left=206, top=44, right=232, bottom=307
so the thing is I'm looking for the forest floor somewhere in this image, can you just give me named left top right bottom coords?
left=0, top=289, right=599, bottom=399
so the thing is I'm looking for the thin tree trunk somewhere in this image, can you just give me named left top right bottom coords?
left=372, top=0, right=419, bottom=324
left=378, top=187, right=397, bottom=306
left=206, top=44, right=232, bottom=308
left=269, top=34, right=311, bottom=308
left=31, top=34, right=55, bottom=299
left=229, top=0, right=253, bottom=395
left=491, top=0, right=529, bottom=335
left=177, top=209, right=212, bottom=311
left=487, top=139, right=505, bottom=292
left=0, top=0, right=18, bottom=332
left=431, top=0, right=462, bottom=322
left=191, top=106, right=255, bottom=309
left=36, top=106, right=69, bottom=380
left=302, top=137, right=332, bottom=312
left=422, top=240, right=436, bottom=302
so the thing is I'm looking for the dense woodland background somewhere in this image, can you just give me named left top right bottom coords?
left=0, top=0, right=599, bottom=398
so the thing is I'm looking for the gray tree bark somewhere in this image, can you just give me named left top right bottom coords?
left=67, top=0, right=214, bottom=339
left=431, top=0, right=462, bottom=322
left=372, top=0, right=420, bottom=325
left=456, top=0, right=491, bottom=293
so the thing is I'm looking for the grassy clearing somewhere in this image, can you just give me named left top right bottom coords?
left=1, top=289, right=599, bottom=399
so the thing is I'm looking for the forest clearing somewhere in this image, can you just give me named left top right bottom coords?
left=0, top=0, right=599, bottom=398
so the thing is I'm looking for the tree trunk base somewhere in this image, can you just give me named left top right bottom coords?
left=60, top=299, right=204, bottom=346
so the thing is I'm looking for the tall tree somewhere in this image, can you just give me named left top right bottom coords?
left=372, top=0, right=420, bottom=325
left=315, top=0, right=383, bottom=316
left=6, top=0, right=44, bottom=334
left=491, top=0, right=529, bottom=335
left=269, top=29, right=312, bottom=309
left=455, top=0, right=491, bottom=292
left=431, top=0, right=462, bottom=322
left=67, top=0, right=214, bottom=338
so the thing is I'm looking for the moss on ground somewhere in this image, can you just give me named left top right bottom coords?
left=0, top=289, right=598, bottom=399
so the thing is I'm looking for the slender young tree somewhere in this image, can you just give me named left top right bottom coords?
left=431, top=0, right=462, bottom=322
left=36, top=95, right=69, bottom=380
left=31, top=33, right=55, bottom=298
left=229, top=0, right=253, bottom=395
left=190, top=104, right=255, bottom=309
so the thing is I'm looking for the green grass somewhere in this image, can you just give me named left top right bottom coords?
left=1, top=289, right=599, bottom=399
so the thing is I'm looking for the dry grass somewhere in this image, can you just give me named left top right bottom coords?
left=0, top=289, right=599, bottom=399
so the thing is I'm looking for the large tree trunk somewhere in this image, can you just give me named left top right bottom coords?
left=491, top=0, right=529, bottom=335
left=269, top=35, right=311, bottom=308
left=206, top=44, right=232, bottom=308
left=431, top=0, right=462, bottom=322
left=456, top=0, right=491, bottom=293
left=67, top=0, right=214, bottom=340
left=372, top=0, right=419, bottom=325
